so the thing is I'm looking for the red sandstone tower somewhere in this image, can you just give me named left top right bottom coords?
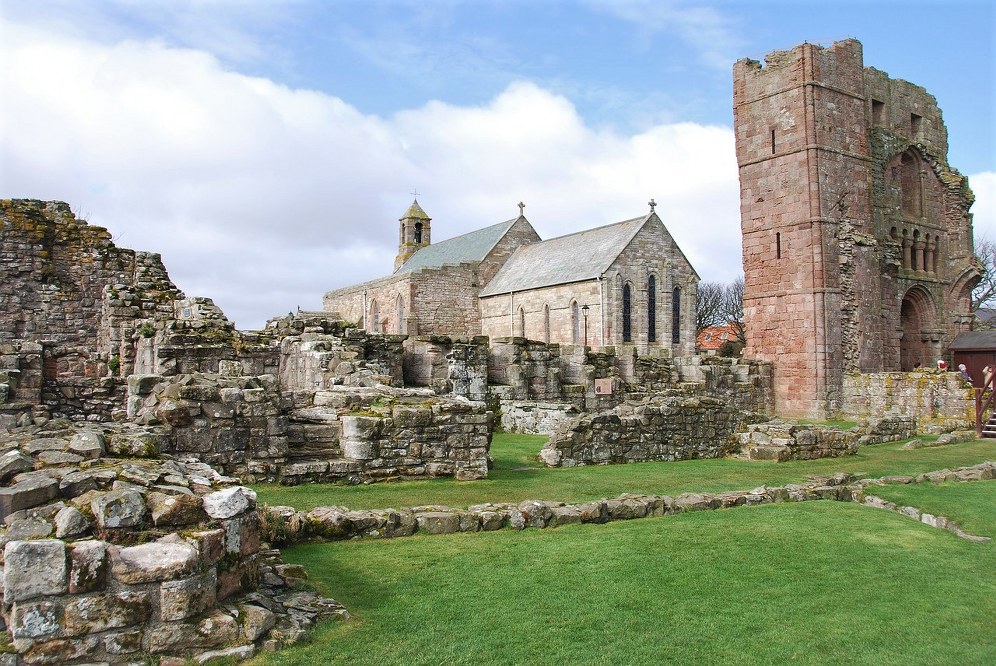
left=734, top=39, right=977, bottom=418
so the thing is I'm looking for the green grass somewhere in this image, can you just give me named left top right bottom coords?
left=871, top=481, right=996, bottom=538
left=255, top=494, right=996, bottom=665
left=254, top=433, right=996, bottom=511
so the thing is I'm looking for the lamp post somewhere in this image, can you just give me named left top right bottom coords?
left=581, top=304, right=590, bottom=347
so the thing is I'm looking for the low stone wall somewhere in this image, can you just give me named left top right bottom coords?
left=127, top=372, right=493, bottom=485
left=539, top=396, right=764, bottom=467
left=279, top=386, right=492, bottom=484
left=261, top=462, right=996, bottom=545
left=499, top=401, right=580, bottom=435
left=738, top=416, right=917, bottom=462
left=841, top=371, right=973, bottom=431
left=738, top=420, right=858, bottom=461
left=0, top=420, right=345, bottom=664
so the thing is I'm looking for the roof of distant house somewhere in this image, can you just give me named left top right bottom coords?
left=696, top=323, right=738, bottom=351
left=949, top=330, right=996, bottom=351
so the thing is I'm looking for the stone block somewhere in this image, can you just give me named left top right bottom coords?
left=67, top=431, right=105, bottom=459
left=68, top=539, right=108, bottom=594
left=160, top=568, right=218, bottom=621
left=146, top=609, right=239, bottom=653
left=241, top=604, right=275, bottom=642
left=104, top=629, right=143, bottom=655
left=225, top=513, right=261, bottom=556
left=110, top=540, right=199, bottom=584
left=415, top=511, right=460, bottom=534
left=58, top=471, right=99, bottom=498
left=203, top=486, right=257, bottom=520
left=191, top=528, right=226, bottom=566
left=54, top=506, right=90, bottom=539
left=91, top=489, right=147, bottom=529
left=4, top=540, right=67, bottom=602
left=10, top=599, right=63, bottom=639
left=148, top=491, right=205, bottom=527
left=63, top=590, right=151, bottom=636
left=0, top=450, right=34, bottom=483
left=0, top=477, right=59, bottom=521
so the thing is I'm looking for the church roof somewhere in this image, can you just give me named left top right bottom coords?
left=396, top=218, right=519, bottom=274
left=479, top=215, right=649, bottom=296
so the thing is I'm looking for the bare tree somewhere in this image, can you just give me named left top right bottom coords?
left=724, top=276, right=745, bottom=344
left=973, top=237, right=996, bottom=328
left=696, top=281, right=727, bottom=333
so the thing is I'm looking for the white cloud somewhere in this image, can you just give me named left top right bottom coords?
left=585, top=0, right=743, bottom=69
left=970, top=171, right=996, bottom=244
left=1, top=17, right=742, bottom=328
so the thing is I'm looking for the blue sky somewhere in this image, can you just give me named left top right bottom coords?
left=2, top=0, right=993, bottom=328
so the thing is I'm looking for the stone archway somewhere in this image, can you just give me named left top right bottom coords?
left=899, top=287, right=934, bottom=370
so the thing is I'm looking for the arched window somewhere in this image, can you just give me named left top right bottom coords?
left=571, top=301, right=580, bottom=344
left=543, top=305, right=551, bottom=343
left=517, top=307, right=526, bottom=338
left=396, top=295, right=405, bottom=334
left=369, top=300, right=380, bottom=333
left=622, top=284, right=632, bottom=343
left=672, top=287, right=681, bottom=344
left=414, top=222, right=423, bottom=244
left=648, top=275, right=657, bottom=342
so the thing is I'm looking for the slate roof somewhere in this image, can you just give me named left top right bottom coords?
left=479, top=215, right=648, bottom=296
left=948, top=331, right=996, bottom=351
left=396, top=218, right=519, bottom=274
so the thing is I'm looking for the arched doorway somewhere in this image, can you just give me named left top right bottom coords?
left=899, top=288, right=934, bottom=370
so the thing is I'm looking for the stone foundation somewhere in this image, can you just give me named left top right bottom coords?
left=262, top=462, right=996, bottom=545
left=126, top=372, right=493, bottom=485
left=0, top=420, right=345, bottom=664
left=539, top=396, right=765, bottom=467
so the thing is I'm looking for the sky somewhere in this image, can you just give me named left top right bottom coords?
left=1, top=0, right=993, bottom=329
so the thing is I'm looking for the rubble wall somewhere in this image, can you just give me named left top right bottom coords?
left=540, top=396, right=761, bottom=467
left=0, top=420, right=344, bottom=664
left=840, top=371, right=974, bottom=430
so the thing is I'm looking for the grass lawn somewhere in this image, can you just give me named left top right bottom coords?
left=254, top=490, right=996, bottom=665
left=254, top=433, right=996, bottom=511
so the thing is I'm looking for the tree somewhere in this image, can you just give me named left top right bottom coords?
left=972, top=237, right=996, bottom=329
left=724, top=276, right=745, bottom=345
left=695, top=281, right=727, bottom=333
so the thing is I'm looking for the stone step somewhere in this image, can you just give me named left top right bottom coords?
left=746, top=444, right=792, bottom=462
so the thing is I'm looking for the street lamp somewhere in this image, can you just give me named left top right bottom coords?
left=581, top=304, right=590, bottom=347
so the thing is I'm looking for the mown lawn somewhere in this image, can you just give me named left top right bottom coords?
left=254, top=433, right=996, bottom=511
left=254, top=487, right=996, bottom=665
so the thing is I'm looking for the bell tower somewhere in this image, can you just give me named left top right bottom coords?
left=394, top=198, right=431, bottom=271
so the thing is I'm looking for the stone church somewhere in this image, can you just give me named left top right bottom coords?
left=323, top=200, right=699, bottom=354
left=734, top=39, right=979, bottom=418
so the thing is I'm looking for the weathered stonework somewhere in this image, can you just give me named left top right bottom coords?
left=263, top=462, right=996, bottom=545
left=841, top=370, right=973, bottom=431
left=734, top=40, right=978, bottom=418
left=0, top=420, right=346, bottom=664
left=539, top=395, right=766, bottom=467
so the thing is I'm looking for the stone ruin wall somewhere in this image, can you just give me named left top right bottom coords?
left=734, top=40, right=978, bottom=418
left=840, top=371, right=974, bottom=431
left=540, top=395, right=764, bottom=467
left=0, top=420, right=344, bottom=664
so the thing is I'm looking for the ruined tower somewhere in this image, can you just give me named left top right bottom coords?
left=394, top=199, right=431, bottom=271
left=733, top=39, right=978, bottom=418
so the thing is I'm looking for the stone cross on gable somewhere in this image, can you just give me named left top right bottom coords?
left=518, top=201, right=525, bottom=216
left=648, top=198, right=657, bottom=213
